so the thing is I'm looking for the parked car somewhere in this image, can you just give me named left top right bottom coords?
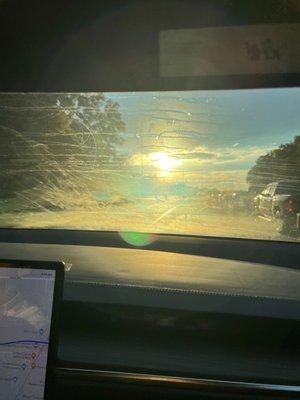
left=254, top=181, right=300, bottom=234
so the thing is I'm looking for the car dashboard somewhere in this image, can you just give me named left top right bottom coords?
left=0, top=230, right=299, bottom=400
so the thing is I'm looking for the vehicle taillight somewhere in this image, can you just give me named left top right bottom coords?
left=286, top=198, right=295, bottom=214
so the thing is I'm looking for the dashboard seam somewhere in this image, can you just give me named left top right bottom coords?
left=66, top=280, right=298, bottom=302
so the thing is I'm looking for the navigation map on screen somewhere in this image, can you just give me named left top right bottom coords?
left=0, top=265, right=56, bottom=400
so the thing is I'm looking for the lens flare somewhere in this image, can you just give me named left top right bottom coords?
left=119, top=231, right=156, bottom=246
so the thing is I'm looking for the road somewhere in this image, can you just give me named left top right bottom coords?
left=0, top=197, right=298, bottom=242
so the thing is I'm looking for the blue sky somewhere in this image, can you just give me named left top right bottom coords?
left=108, top=88, right=299, bottom=189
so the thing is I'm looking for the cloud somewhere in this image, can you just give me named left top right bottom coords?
left=126, top=144, right=277, bottom=188
left=174, top=144, right=276, bottom=167
left=173, top=150, right=217, bottom=160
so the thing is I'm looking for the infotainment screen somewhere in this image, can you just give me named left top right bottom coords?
left=0, top=260, right=64, bottom=400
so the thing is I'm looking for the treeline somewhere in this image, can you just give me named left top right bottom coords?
left=247, top=135, right=300, bottom=193
left=0, top=93, right=125, bottom=210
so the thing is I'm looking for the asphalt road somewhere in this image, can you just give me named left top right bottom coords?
left=0, top=205, right=298, bottom=242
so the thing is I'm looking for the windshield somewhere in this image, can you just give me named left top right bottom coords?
left=276, top=183, right=300, bottom=196
left=0, top=89, right=299, bottom=242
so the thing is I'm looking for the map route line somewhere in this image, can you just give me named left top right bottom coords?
left=0, top=340, right=48, bottom=346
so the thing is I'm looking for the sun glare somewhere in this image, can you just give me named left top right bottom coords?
left=150, top=152, right=182, bottom=176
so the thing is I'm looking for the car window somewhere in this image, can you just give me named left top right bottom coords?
left=268, top=183, right=276, bottom=196
left=265, top=185, right=272, bottom=195
left=276, top=182, right=300, bottom=195
left=0, top=89, right=299, bottom=242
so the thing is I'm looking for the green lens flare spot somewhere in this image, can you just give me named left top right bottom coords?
left=119, top=232, right=155, bottom=247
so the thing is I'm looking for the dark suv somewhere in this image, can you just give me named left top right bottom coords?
left=254, top=181, right=300, bottom=235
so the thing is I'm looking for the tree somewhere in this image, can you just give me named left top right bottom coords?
left=0, top=93, right=125, bottom=209
left=247, top=136, right=300, bottom=193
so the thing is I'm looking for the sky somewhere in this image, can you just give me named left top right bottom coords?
left=108, top=88, right=299, bottom=190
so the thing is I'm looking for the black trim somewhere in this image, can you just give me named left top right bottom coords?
left=0, top=228, right=299, bottom=270
left=0, top=1, right=299, bottom=92
left=0, top=259, right=65, bottom=400
left=55, top=367, right=300, bottom=396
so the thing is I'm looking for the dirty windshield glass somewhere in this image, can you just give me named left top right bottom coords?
left=0, top=89, right=299, bottom=242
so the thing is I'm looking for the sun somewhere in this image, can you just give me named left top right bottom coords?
left=149, top=152, right=181, bottom=176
